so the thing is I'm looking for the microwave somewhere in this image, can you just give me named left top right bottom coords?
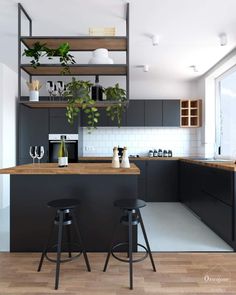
left=48, top=134, right=79, bottom=163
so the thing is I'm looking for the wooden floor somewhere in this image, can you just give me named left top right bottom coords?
left=0, top=253, right=235, bottom=294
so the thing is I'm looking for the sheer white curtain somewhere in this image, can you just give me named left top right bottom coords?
left=217, top=68, right=236, bottom=158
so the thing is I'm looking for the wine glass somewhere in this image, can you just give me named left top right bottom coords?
left=29, top=146, right=37, bottom=164
left=36, top=146, right=45, bottom=164
left=52, top=84, right=58, bottom=100
left=56, top=81, right=65, bottom=100
left=46, top=81, right=54, bottom=100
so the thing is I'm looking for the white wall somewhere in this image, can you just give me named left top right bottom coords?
left=0, top=63, right=18, bottom=208
left=82, top=127, right=203, bottom=157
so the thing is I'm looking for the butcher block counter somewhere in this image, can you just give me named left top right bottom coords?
left=0, top=163, right=139, bottom=252
left=180, top=158, right=236, bottom=172
left=79, top=156, right=236, bottom=171
left=0, top=163, right=140, bottom=175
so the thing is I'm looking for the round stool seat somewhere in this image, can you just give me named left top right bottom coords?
left=47, top=199, right=80, bottom=210
left=114, top=199, right=146, bottom=210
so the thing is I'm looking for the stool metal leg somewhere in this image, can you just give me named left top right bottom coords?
left=71, top=211, right=91, bottom=272
left=37, top=219, right=55, bottom=272
left=66, top=223, right=72, bottom=258
left=103, top=220, right=120, bottom=272
left=137, top=209, right=156, bottom=272
left=55, top=210, right=64, bottom=290
left=128, top=210, right=133, bottom=290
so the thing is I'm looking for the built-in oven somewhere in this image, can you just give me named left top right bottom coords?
left=49, top=134, right=79, bottom=163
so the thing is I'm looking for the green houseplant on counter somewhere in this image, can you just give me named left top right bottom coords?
left=65, top=78, right=100, bottom=130
left=105, top=83, right=127, bottom=127
left=23, top=42, right=76, bottom=74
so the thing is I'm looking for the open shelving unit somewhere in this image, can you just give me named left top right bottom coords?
left=18, top=3, right=129, bottom=108
left=180, top=99, right=202, bottom=127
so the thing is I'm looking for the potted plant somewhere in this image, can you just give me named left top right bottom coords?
left=65, top=78, right=100, bottom=130
left=23, top=42, right=76, bottom=74
left=104, top=83, right=127, bottom=127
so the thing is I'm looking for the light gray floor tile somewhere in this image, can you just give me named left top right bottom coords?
left=138, top=202, right=233, bottom=252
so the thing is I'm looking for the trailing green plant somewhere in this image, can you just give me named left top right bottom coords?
left=23, top=42, right=76, bottom=74
left=65, top=78, right=100, bottom=131
left=104, top=83, right=127, bottom=127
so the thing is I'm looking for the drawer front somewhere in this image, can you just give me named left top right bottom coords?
left=200, top=191, right=233, bottom=242
left=202, top=167, right=233, bottom=206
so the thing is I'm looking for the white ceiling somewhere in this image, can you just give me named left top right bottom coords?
left=1, top=0, right=236, bottom=82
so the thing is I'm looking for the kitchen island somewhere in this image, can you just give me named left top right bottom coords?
left=0, top=163, right=140, bottom=252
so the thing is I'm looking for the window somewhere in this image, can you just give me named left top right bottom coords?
left=216, top=66, right=236, bottom=158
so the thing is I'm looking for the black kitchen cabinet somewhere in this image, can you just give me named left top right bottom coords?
left=179, top=161, right=233, bottom=245
left=126, top=100, right=145, bottom=126
left=81, top=99, right=180, bottom=127
left=49, top=109, right=79, bottom=134
left=179, top=162, right=205, bottom=215
left=201, top=166, right=233, bottom=206
left=106, top=111, right=126, bottom=127
left=200, top=190, right=232, bottom=242
left=131, top=160, right=147, bottom=201
left=163, top=100, right=180, bottom=126
left=145, top=100, right=163, bottom=126
left=146, top=160, right=179, bottom=201
left=18, top=105, right=49, bottom=163
left=82, top=109, right=106, bottom=127
left=82, top=108, right=126, bottom=127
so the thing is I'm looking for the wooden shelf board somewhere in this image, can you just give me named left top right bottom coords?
left=19, top=100, right=128, bottom=109
left=21, top=64, right=127, bottom=76
left=21, top=36, right=127, bottom=51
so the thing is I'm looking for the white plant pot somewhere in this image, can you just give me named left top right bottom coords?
left=89, top=48, right=114, bottom=64
left=29, top=90, right=39, bottom=102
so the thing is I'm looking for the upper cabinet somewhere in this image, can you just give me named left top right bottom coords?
left=126, top=100, right=145, bottom=126
left=145, top=100, right=163, bottom=126
left=49, top=109, right=79, bottom=134
left=81, top=99, right=200, bottom=128
left=162, top=100, right=180, bottom=127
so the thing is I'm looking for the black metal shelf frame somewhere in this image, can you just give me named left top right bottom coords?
left=18, top=2, right=130, bottom=102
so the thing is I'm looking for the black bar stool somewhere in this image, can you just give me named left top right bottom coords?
left=37, top=199, right=91, bottom=290
left=103, top=198, right=156, bottom=290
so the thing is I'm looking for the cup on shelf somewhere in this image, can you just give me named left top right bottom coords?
left=29, top=90, right=39, bottom=102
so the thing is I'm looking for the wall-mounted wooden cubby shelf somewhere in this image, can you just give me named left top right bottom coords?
left=21, top=36, right=127, bottom=51
left=21, top=64, right=127, bottom=76
left=180, top=99, right=202, bottom=127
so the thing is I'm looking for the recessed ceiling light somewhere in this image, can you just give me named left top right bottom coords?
left=189, top=65, right=198, bottom=73
left=219, top=33, right=227, bottom=46
left=135, top=65, right=149, bottom=72
left=152, top=35, right=160, bottom=46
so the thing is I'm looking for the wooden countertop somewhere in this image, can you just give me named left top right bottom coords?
left=0, top=163, right=140, bottom=175
left=181, top=158, right=236, bottom=172
left=79, top=156, right=179, bottom=161
left=80, top=157, right=236, bottom=171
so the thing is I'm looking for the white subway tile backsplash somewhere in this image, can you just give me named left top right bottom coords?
left=82, top=127, right=204, bottom=157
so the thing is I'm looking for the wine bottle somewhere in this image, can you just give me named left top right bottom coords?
left=91, top=75, right=103, bottom=101
left=58, top=135, right=68, bottom=167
